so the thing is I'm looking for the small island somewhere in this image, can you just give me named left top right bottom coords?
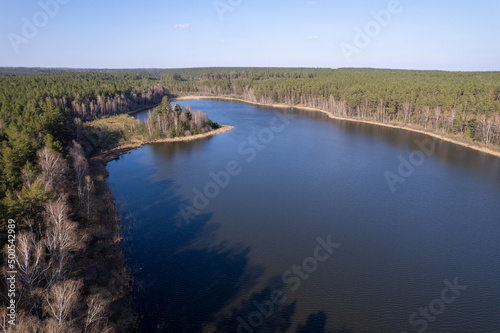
left=84, top=96, right=234, bottom=162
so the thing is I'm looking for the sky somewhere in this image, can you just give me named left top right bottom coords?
left=0, top=0, right=499, bottom=71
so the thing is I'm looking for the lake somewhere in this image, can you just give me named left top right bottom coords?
left=107, top=99, right=500, bottom=333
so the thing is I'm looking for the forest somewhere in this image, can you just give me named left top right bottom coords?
left=0, top=67, right=499, bottom=331
left=0, top=70, right=218, bottom=332
left=161, top=68, right=500, bottom=146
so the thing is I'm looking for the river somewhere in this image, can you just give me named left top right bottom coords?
left=106, top=99, right=500, bottom=333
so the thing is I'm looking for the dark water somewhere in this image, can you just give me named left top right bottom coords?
left=108, top=100, right=500, bottom=333
left=133, top=107, right=154, bottom=122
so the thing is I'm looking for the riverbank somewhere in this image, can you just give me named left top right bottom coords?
left=87, top=122, right=234, bottom=330
left=87, top=155, right=138, bottom=332
left=174, top=95, right=500, bottom=159
left=94, top=124, right=234, bottom=163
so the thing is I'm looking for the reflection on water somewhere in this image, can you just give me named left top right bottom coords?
left=108, top=100, right=500, bottom=332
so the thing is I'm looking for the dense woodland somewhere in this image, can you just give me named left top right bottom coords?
left=0, top=70, right=217, bottom=332
left=0, top=67, right=499, bottom=331
left=162, top=68, right=500, bottom=146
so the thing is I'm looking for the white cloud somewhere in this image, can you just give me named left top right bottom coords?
left=307, top=36, right=320, bottom=39
left=174, top=23, right=190, bottom=30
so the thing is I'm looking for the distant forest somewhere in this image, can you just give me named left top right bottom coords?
left=0, top=67, right=499, bottom=331
left=162, top=68, right=500, bottom=146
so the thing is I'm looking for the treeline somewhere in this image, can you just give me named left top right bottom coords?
left=0, top=72, right=170, bottom=122
left=162, top=68, right=500, bottom=146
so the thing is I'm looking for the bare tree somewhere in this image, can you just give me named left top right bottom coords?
left=73, top=117, right=83, bottom=142
left=43, top=280, right=82, bottom=330
left=434, top=106, right=441, bottom=131
left=448, top=106, right=456, bottom=133
left=44, top=198, right=82, bottom=281
left=477, top=114, right=494, bottom=144
left=15, top=231, right=49, bottom=316
left=36, top=147, right=67, bottom=192
left=84, top=175, right=95, bottom=217
left=11, top=312, right=44, bottom=333
left=192, top=110, right=208, bottom=130
left=422, top=106, right=430, bottom=129
left=84, top=295, right=111, bottom=333
left=0, top=307, right=9, bottom=333
left=146, top=110, right=153, bottom=137
left=69, top=141, right=88, bottom=203
left=43, top=318, right=62, bottom=333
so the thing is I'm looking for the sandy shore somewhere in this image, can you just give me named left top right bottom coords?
left=146, top=125, right=234, bottom=143
left=174, top=95, right=500, bottom=158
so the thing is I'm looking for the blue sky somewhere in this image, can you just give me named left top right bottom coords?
left=0, top=0, right=499, bottom=70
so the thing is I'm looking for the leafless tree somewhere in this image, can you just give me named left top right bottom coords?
left=434, top=106, right=441, bottom=131
left=15, top=231, right=49, bottom=316
left=84, top=175, right=94, bottom=217
left=146, top=110, right=153, bottom=137
left=422, top=106, right=430, bottom=129
left=44, top=198, right=82, bottom=281
left=84, top=295, right=111, bottom=333
left=192, top=110, right=209, bottom=130
left=11, top=312, right=44, bottom=333
left=43, top=280, right=82, bottom=330
left=448, top=107, right=456, bottom=133
left=69, top=141, right=88, bottom=203
left=477, top=114, right=494, bottom=144
left=0, top=307, right=9, bottom=333
left=74, top=117, right=83, bottom=142
left=36, top=148, right=67, bottom=192
left=403, top=102, right=412, bottom=123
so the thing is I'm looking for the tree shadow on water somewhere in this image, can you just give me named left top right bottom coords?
left=296, top=311, right=353, bottom=333
left=121, top=180, right=265, bottom=333
left=117, top=177, right=354, bottom=333
left=214, top=277, right=355, bottom=333
left=215, top=276, right=297, bottom=333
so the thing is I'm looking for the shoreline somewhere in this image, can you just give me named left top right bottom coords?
left=88, top=120, right=233, bottom=330
left=174, top=95, right=500, bottom=159
left=96, top=124, right=234, bottom=163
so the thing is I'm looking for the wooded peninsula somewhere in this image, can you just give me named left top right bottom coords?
left=0, top=67, right=499, bottom=332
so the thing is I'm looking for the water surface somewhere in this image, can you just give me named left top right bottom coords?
left=108, top=99, right=500, bottom=332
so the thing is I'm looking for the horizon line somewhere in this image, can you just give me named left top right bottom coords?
left=1, top=66, right=499, bottom=73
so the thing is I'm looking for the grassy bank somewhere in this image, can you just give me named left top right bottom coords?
left=85, top=113, right=234, bottom=162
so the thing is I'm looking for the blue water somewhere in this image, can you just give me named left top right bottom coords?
left=109, top=99, right=500, bottom=332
